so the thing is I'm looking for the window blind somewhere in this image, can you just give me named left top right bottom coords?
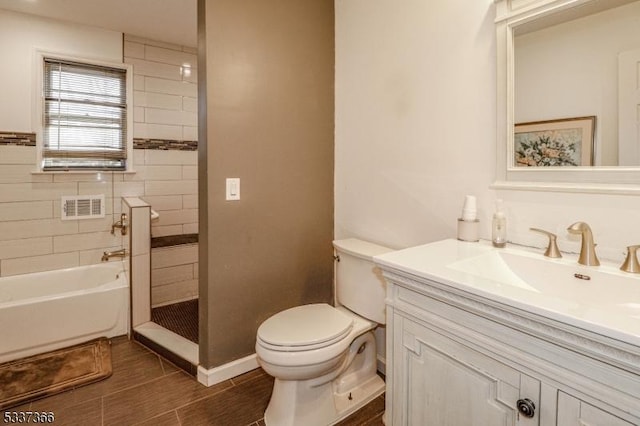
left=43, top=58, right=128, bottom=170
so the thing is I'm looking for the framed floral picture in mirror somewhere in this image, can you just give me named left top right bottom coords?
left=514, top=116, right=595, bottom=167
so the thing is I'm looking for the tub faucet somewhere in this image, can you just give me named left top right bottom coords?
left=567, top=222, right=600, bottom=266
left=101, top=249, right=127, bottom=262
left=111, top=213, right=128, bottom=236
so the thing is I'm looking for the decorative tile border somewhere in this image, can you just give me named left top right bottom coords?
left=151, top=233, right=199, bottom=249
left=133, top=138, right=198, bottom=151
left=0, top=135, right=198, bottom=150
left=0, top=132, right=36, bottom=146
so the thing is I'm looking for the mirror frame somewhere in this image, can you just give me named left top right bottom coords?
left=493, top=0, right=640, bottom=195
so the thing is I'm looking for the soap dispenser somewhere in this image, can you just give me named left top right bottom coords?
left=492, top=199, right=507, bottom=248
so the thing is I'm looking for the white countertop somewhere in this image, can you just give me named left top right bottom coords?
left=374, top=239, right=640, bottom=348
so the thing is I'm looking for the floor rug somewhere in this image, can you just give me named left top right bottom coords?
left=0, top=338, right=112, bottom=409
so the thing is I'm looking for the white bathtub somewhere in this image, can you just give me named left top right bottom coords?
left=0, top=262, right=129, bottom=363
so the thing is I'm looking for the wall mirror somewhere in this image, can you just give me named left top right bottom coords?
left=494, top=0, right=640, bottom=193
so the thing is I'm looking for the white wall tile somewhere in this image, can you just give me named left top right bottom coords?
left=182, top=194, right=198, bottom=209
left=145, top=108, right=197, bottom=127
left=182, top=126, right=198, bottom=141
left=151, top=224, right=183, bottom=237
left=124, top=41, right=145, bottom=59
left=183, top=46, right=197, bottom=55
left=145, top=123, right=183, bottom=140
left=78, top=217, right=113, bottom=233
left=53, top=231, right=122, bottom=253
left=125, top=34, right=182, bottom=51
left=183, top=97, right=197, bottom=112
left=151, top=244, right=198, bottom=268
left=145, top=180, right=197, bottom=196
left=0, top=182, right=78, bottom=203
left=144, top=150, right=197, bottom=165
left=125, top=165, right=183, bottom=181
left=77, top=181, right=144, bottom=198
left=127, top=57, right=181, bottom=81
left=134, top=91, right=182, bottom=110
left=193, top=262, right=199, bottom=279
left=1, top=252, right=79, bottom=277
left=145, top=45, right=196, bottom=68
left=152, top=209, right=198, bottom=226
left=133, top=149, right=146, bottom=166
left=0, top=237, right=52, bottom=260
left=182, top=165, right=197, bottom=180
left=0, top=146, right=35, bottom=164
left=151, top=264, right=194, bottom=287
left=0, top=165, right=52, bottom=183
left=51, top=172, right=118, bottom=183
left=151, top=279, right=198, bottom=307
left=133, top=123, right=148, bottom=139
left=183, top=223, right=199, bottom=234
left=0, top=201, right=53, bottom=221
left=0, top=33, right=199, bottom=276
left=182, top=68, right=198, bottom=84
left=134, top=107, right=145, bottom=123
left=141, top=195, right=183, bottom=211
left=0, top=218, right=77, bottom=241
left=145, top=77, right=197, bottom=97
left=133, top=75, right=145, bottom=91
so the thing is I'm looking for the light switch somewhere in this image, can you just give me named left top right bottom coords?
left=226, top=178, right=240, bottom=201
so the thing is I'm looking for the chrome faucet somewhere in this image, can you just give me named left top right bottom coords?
left=566, top=222, right=600, bottom=266
left=101, top=248, right=127, bottom=262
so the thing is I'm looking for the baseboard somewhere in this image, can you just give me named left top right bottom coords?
left=197, top=353, right=260, bottom=387
left=377, top=354, right=386, bottom=376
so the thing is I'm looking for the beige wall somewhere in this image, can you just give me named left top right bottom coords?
left=198, top=0, right=335, bottom=368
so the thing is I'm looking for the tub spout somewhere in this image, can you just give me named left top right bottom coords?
left=101, top=249, right=127, bottom=262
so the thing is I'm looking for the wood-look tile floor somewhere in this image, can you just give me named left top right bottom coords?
left=2, top=336, right=384, bottom=425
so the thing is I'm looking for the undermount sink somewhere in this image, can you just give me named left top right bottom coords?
left=374, top=239, right=640, bottom=345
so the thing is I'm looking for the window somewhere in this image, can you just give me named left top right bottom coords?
left=42, top=58, right=129, bottom=171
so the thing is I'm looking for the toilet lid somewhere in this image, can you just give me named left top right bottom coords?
left=257, top=303, right=354, bottom=348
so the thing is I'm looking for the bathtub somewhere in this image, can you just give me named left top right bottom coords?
left=0, top=262, right=129, bottom=363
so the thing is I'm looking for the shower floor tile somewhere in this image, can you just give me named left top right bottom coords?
left=151, top=299, right=199, bottom=344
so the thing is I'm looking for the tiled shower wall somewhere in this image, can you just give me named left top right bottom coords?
left=0, top=143, right=129, bottom=277
left=0, top=35, right=198, bottom=287
left=125, top=36, right=199, bottom=306
left=124, top=35, right=199, bottom=238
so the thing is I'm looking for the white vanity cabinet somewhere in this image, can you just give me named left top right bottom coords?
left=374, top=240, right=640, bottom=426
left=393, top=307, right=539, bottom=425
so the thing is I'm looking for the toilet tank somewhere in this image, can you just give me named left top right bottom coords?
left=333, top=238, right=394, bottom=324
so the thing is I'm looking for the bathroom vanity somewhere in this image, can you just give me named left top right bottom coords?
left=374, top=240, right=640, bottom=425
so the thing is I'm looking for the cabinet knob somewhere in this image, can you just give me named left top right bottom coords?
left=516, top=398, right=536, bottom=418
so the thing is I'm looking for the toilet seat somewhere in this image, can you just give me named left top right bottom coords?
left=257, top=304, right=354, bottom=351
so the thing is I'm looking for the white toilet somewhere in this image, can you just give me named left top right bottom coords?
left=255, top=238, right=393, bottom=426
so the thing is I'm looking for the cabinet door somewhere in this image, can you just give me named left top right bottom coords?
left=557, top=392, right=635, bottom=426
left=391, top=314, right=540, bottom=426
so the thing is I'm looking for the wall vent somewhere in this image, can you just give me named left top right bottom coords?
left=61, top=195, right=105, bottom=220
